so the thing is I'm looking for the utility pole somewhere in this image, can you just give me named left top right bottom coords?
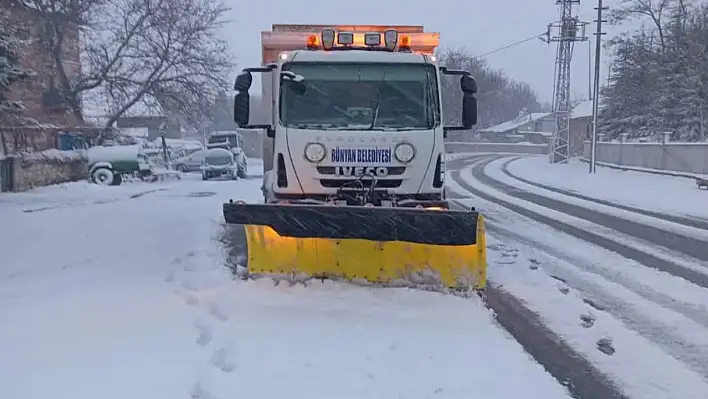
left=589, top=0, right=608, bottom=173
left=546, top=0, right=588, bottom=164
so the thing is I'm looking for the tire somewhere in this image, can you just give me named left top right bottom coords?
left=202, top=172, right=209, bottom=181
left=176, top=164, right=188, bottom=172
left=237, top=162, right=247, bottom=179
left=91, top=167, right=115, bottom=185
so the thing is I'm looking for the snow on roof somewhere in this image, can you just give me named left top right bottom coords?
left=480, top=112, right=552, bottom=133
left=571, top=100, right=593, bottom=119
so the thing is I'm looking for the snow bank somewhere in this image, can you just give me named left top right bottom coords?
left=506, top=156, right=708, bottom=219
left=581, top=158, right=707, bottom=179
left=16, top=149, right=86, bottom=163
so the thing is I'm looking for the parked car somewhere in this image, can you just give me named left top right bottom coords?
left=88, top=145, right=155, bottom=186
left=174, top=149, right=208, bottom=172
left=206, top=131, right=242, bottom=150
left=201, top=148, right=247, bottom=180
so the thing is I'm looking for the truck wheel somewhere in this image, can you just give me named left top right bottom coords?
left=92, top=167, right=114, bottom=185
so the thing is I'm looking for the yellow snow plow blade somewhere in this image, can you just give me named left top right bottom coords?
left=223, top=203, right=486, bottom=290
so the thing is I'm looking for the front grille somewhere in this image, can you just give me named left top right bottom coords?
left=319, top=179, right=402, bottom=188
left=317, top=166, right=406, bottom=176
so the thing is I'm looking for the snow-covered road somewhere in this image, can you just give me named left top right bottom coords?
left=447, top=153, right=708, bottom=399
left=0, top=164, right=573, bottom=399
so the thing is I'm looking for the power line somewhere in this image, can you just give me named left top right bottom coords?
left=472, top=32, right=547, bottom=59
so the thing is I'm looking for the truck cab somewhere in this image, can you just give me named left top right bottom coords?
left=233, top=27, right=477, bottom=206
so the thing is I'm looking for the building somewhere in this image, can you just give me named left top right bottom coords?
left=1, top=0, right=85, bottom=153
left=477, top=111, right=555, bottom=144
left=569, top=100, right=593, bottom=156
left=2, top=0, right=83, bottom=127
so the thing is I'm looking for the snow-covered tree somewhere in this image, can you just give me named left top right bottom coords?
left=601, top=0, right=708, bottom=141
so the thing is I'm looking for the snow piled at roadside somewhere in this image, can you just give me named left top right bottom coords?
left=507, top=156, right=708, bottom=219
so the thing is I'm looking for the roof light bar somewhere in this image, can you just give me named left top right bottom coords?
left=383, top=29, right=397, bottom=50
left=364, top=32, right=381, bottom=46
left=321, top=28, right=335, bottom=50
left=337, top=32, right=354, bottom=45
left=306, top=34, right=318, bottom=49
left=399, top=34, right=411, bottom=51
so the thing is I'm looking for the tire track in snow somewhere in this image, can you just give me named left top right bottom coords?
left=499, top=157, right=708, bottom=231
left=461, top=156, right=708, bottom=288
left=479, top=158, right=708, bottom=263
left=480, top=282, right=627, bottom=399
left=448, top=155, right=708, bottom=379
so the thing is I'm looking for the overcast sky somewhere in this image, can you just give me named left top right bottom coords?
left=222, top=0, right=632, bottom=103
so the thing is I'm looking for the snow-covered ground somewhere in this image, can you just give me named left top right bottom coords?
left=0, top=160, right=572, bottom=399
left=447, top=154, right=708, bottom=399
left=506, top=155, right=708, bottom=219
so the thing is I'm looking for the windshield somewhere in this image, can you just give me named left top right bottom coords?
left=279, top=62, right=440, bottom=131
left=204, top=150, right=233, bottom=165
left=208, top=134, right=240, bottom=147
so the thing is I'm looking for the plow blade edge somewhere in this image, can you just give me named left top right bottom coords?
left=223, top=203, right=487, bottom=290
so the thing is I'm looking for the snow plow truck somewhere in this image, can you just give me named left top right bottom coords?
left=223, top=24, right=486, bottom=291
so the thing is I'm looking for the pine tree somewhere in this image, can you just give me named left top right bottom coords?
left=601, top=0, right=708, bottom=142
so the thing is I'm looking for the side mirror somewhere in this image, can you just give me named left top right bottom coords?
left=234, top=71, right=253, bottom=92
left=233, top=91, right=250, bottom=126
left=462, top=93, right=477, bottom=128
left=460, top=74, right=477, bottom=94
left=442, top=71, right=478, bottom=135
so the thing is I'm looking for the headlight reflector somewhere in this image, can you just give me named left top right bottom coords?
left=304, top=142, right=326, bottom=163
left=394, top=142, right=415, bottom=163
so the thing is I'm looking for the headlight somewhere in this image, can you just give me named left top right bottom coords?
left=394, top=142, right=416, bottom=163
left=304, top=142, right=326, bottom=163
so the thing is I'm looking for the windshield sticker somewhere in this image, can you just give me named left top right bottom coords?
left=331, top=147, right=391, bottom=163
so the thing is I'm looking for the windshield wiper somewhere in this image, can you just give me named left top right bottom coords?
left=368, top=84, right=382, bottom=130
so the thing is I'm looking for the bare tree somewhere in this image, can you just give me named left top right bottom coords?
left=437, top=47, right=542, bottom=137
left=96, top=0, right=233, bottom=129
left=609, top=0, right=674, bottom=51
left=20, top=0, right=233, bottom=129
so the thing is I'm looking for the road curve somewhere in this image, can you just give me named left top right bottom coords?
left=450, top=156, right=708, bottom=289
left=446, top=154, right=628, bottom=399
left=500, top=157, right=708, bottom=230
